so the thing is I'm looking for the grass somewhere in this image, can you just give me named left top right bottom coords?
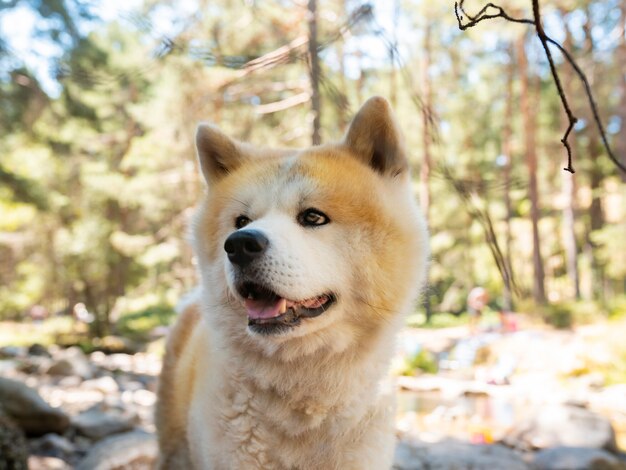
left=0, top=304, right=176, bottom=349
left=0, top=316, right=74, bottom=347
left=406, top=310, right=501, bottom=329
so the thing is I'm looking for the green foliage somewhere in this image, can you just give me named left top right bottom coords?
left=608, top=296, right=626, bottom=319
left=115, top=305, right=176, bottom=341
left=0, top=0, right=624, bottom=334
left=398, top=349, right=439, bottom=376
left=407, top=312, right=468, bottom=329
left=539, top=301, right=606, bottom=329
left=0, top=317, right=74, bottom=347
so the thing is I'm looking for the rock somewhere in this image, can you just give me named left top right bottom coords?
left=94, top=335, right=142, bottom=355
left=590, top=385, right=626, bottom=416
left=532, top=447, right=626, bottom=470
left=29, top=433, right=76, bottom=459
left=0, top=345, right=25, bottom=358
left=27, top=456, right=71, bottom=470
left=0, top=377, right=70, bottom=436
left=81, top=376, right=119, bottom=394
left=72, top=403, right=137, bottom=440
left=132, top=389, right=156, bottom=407
left=0, top=413, right=28, bottom=470
left=0, top=359, right=18, bottom=374
left=16, top=355, right=52, bottom=374
left=75, top=431, right=157, bottom=470
left=393, top=439, right=530, bottom=470
left=46, top=347, right=93, bottom=379
left=28, top=343, right=51, bottom=357
left=503, top=404, right=617, bottom=452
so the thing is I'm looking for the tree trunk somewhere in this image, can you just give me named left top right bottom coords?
left=518, top=33, right=546, bottom=305
left=617, top=0, right=626, bottom=180
left=336, top=0, right=349, bottom=129
left=501, top=42, right=515, bottom=311
left=561, top=16, right=581, bottom=299
left=583, top=7, right=605, bottom=300
left=389, top=0, right=400, bottom=108
left=307, top=0, right=322, bottom=145
left=420, top=22, right=433, bottom=321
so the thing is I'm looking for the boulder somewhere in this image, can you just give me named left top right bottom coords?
left=28, top=343, right=52, bottom=357
left=0, top=345, right=25, bottom=359
left=0, top=377, right=70, bottom=436
left=393, top=439, right=530, bottom=470
left=46, top=347, right=93, bottom=379
left=72, top=403, right=137, bottom=440
left=532, top=447, right=626, bottom=470
left=75, top=431, right=157, bottom=470
left=0, top=413, right=28, bottom=470
left=503, top=404, right=617, bottom=452
left=29, top=433, right=76, bottom=460
left=81, top=376, right=119, bottom=395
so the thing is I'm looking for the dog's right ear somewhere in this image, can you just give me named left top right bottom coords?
left=195, top=123, right=246, bottom=184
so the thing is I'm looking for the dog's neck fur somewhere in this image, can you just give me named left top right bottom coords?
left=204, top=300, right=402, bottom=436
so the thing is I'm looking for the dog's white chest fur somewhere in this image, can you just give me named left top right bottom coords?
left=186, top=320, right=398, bottom=470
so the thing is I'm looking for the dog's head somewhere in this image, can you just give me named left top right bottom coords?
left=191, top=97, right=428, bottom=357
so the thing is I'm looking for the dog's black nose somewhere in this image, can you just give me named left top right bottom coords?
left=224, top=230, right=269, bottom=267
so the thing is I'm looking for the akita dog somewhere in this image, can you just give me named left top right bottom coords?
left=156, top=97, right=428, bottom=469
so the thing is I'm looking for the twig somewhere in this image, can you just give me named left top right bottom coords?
left=531, top=0, right=577, bottom=173
left=454, top=0, right=626, bottom=174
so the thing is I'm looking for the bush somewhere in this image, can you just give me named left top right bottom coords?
left=398, top=349, right=438, bottom=375
left=543, top=304, right=573, bottom=329
left=115, top=304, right=176, bottom=341
left=536, top=301, right=606, bottom=329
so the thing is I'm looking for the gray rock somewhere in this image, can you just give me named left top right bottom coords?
left=29, top=433, right=76, bottom=459
left=28, top=343, right=51, bottom=357
left=0, top=345, right=26, bottom=358
left=0, top=377, right=70, bottom=436
left=16, top=355, right=52, bottom=374
left=81, top=376, right=119, bottom=394
left=75, top=431, right=157, bottom=470
left=72, top=403, right=137, bottom=440
left=46, top=346, right=93, bottom=379
left=532, top=447, right=626, bottom=470
left=0, top=412, right=28, bottom=470
left=504, top=404, right=617, bottom=452
left=394, top=439, right=530, bottom=470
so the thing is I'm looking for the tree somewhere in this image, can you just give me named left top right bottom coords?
left=518, top=32, right=546, bottom=305
left=308, top=0, right=322, bottom=145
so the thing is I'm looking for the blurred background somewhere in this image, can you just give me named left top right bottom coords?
left=0, top=0, right=625, bottom=468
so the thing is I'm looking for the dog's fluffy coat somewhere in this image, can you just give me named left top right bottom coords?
left=156, top=97, right=428, bottom=469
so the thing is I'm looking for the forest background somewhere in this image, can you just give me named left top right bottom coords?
left=1, top=0, right=625, bottom=342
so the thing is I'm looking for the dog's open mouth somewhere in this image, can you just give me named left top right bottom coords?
left=237, top=282, right=336, bottom=334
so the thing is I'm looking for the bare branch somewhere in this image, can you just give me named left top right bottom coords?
left=454, top=0, right=626, bottom=174
left=254, top=92, right=311, bottom=114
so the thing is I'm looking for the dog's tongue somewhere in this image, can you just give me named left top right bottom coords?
left=245, top=298, right=286, bottom=320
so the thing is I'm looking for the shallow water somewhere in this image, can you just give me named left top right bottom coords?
left=396, top=389, right=626, bottom=450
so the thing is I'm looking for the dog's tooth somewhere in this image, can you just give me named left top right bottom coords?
left=278, top=298, right=287, bottom=314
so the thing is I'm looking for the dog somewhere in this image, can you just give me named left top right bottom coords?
left=156, top=97, right=428, bottom=469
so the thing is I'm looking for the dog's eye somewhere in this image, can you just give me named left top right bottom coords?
left=235, top=215, right=251, bottom=229
left=298, top=208, right=330, bottom=227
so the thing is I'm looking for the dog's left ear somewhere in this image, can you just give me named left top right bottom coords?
left=195, top=123, right=247, bottom=184
left=343, top=96, right=408, bottom=177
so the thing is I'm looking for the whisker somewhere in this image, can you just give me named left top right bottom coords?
left=216, top=196, right=251, bottom=209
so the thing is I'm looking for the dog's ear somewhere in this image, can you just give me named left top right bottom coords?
left=195, top=123, right=246, bottom=184
left=343, top=96, right=408, bottom=177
